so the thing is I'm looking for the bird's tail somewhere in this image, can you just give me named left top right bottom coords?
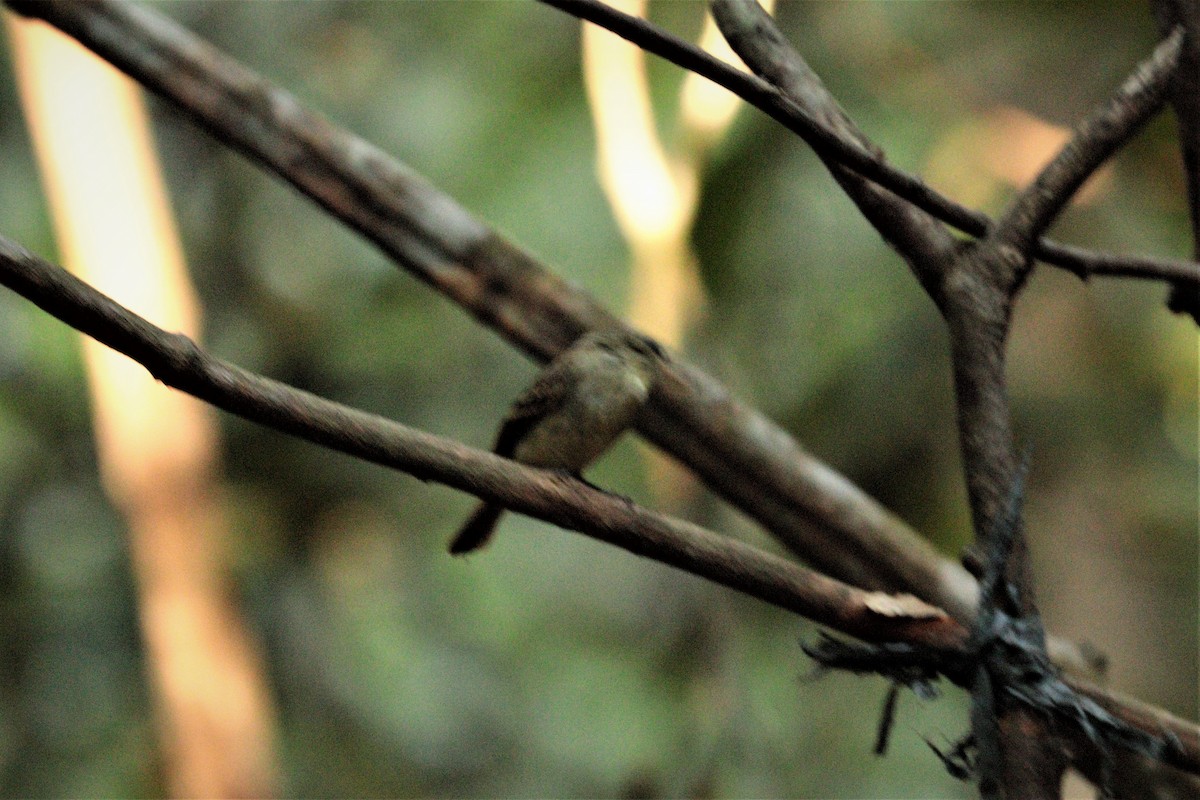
left=448, top=503, right=505, bottom=555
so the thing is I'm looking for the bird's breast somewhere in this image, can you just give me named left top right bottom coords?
left=512, top=358, right=649, bottom=471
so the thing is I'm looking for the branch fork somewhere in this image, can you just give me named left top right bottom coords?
left=707, top=0, right=1190, bottom=793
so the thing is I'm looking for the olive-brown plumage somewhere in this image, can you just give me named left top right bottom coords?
left=449, top=330, right=664, bottom=555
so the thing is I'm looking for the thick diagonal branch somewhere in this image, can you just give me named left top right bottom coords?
left=3, top=0, right=979, bottom=616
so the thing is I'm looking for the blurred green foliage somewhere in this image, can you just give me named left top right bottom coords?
left=0, top=2, right=1194, bottom=797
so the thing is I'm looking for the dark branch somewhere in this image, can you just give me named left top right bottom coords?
left=709, top=0, right=957, bottom=297
left=1040, top=238, right=1200, bottom=282
left=542, top=0, right=965, bottom=230
left=996, top=28, right=1184, bottom=260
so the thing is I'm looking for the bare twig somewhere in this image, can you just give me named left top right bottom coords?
left=949, top=27, right=1184, bottom=542
left=540, top=0, right=1200, bottom=292
left=2, top=0, right=981, bottom=618
left=995, top=28, right=1185, bottom=258
left=1, top=233, right=1196, bottom=777
left=542, top=0, right=966, bottom=232
left=1039, top=239, right=1200, bottom=282
left=707, top=0, right=952, bottom=279
left=710, top=0, right=957, bottom=298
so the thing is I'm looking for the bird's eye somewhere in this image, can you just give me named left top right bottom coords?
left=635, top=336, right=666, bottom=359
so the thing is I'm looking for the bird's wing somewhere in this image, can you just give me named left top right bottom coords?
left=492, top=363, right=575, bottom=457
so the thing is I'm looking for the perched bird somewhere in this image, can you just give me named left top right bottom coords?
left=449, top=329, right=666, bottom=555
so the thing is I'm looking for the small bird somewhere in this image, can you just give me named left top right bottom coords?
left=449, top=329, right=666, bottom=555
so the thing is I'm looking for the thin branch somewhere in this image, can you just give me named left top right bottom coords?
left=0, top=232, right=968, bottom=653
left=2, top=0, right=981, bottom=618
left=538, top=0, right=1200, bottom=291
left=996, top=28, right=1184, bottom=259
left=709, top=0, right=957, bottom=300
left=541, top=0, right=964, bottom=224
left=1039, top=238, right=1200, bottom=282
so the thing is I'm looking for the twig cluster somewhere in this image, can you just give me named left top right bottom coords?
left=547, top=0, right=1200, bottom=305
left=2, top=0, right=1197, bottom=796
